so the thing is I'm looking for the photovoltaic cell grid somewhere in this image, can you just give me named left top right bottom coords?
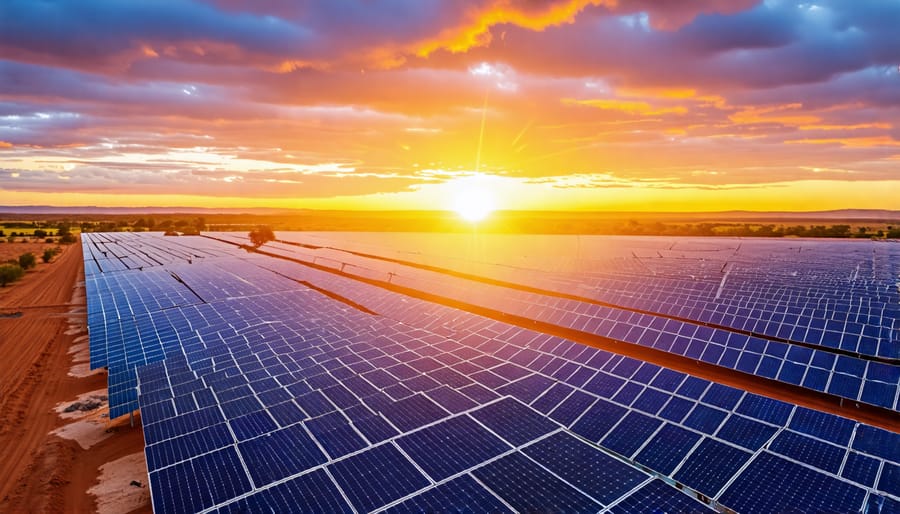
left=277, top=233, right=900, bottom=360
left=218, top=232, right=900, bottom=412
left=135, top=282, right=899, bottom=513
left=84, top=233, right=314, bottom=417
left=82, top=233, right=900, bottom=513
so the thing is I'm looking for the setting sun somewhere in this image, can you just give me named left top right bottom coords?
left=450, top=175, right=496, bottom=222
left=453, top=186, right=495, bottom=222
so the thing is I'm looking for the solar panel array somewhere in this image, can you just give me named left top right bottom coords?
left=215, top=232, right=900, bottom=412
left=281, top=233, right=900, bottom=360
left=81, top=232, right=900, bottom=513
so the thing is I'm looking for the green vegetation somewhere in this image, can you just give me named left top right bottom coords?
left=42, top=247, right=61, bottom=263
left=1, top=212, right=899, bottom=238
left=18, top=252, right=37, bottom=269
left=0, top=264, right=24, bottom=287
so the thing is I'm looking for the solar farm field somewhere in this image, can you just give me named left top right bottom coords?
left=81, top=232, right=900, bottom=513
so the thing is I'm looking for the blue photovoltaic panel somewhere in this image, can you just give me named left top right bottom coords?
left=396, top=414, right=511, bottom=481
left=571, top=398, right=627, bottom=442
left=769, top=430, right=845, bottom=474
left=600, top=411, right=663, bottom=457
left=327, top=443, right=430, bottom=513
left=852, top=424, right=900, bottom=463
left=842, top=452, right=881, bottom=488
left=611, top=479, right=714, bottom=514
left=236, top=423, right=328, bottom=487
left=634, top=423, right=702, bottom=475
left=720, top=453, right=866, bottom=513
left=789, top=407, right=855, bottom=445
left=377, top=393, right=448, bottom=433
left=471, top=452, right=601, bottom=513
left=715, top=415, right=778, bottom=451
left=548, top=389, right=596, bottom=426
left=216, top=469, right=353, bottom=514
left=150, top=447, right=252, bottom=514
left=674, top=439, right=753, bottom=496
left=523, top=431, right=648, bottom=505
left=683, top=404, right=728, bottom=434
left=384, top=475, right=513, bottom=514
left=469, top=397, right=559, bottom=447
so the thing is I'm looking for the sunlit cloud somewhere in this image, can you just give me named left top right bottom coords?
left=0, top=0, right=898, bottom=210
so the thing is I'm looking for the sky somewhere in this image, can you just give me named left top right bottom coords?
left=0, top=0, right=899, bottom=212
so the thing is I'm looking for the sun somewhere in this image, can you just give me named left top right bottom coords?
left=453, top=184, right=495, bottom=222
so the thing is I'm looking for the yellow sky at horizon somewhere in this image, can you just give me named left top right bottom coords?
left=3, top=177, right=898, bottom=213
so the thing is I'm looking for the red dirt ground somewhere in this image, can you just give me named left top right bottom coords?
left=0, top=240, right=150, bottom=514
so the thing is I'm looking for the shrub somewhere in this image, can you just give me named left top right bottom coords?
left=45, top=237, right=54, bottom=243
left=0, top=264, right=24, bottom=287
left=42, top=248, right=60, bottom=263
left=18, top=252, right=37, bottom=269
left=59, top=233, right=77, bottom=244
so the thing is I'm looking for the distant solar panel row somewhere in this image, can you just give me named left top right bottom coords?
left=220, top=232, right=900, bottom=411
left=82, top=233, right=900, bottom=513
left=275, top=233, right=900, bottom=360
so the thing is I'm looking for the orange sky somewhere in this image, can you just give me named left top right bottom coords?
left=1, top=1, right=899, bottom=211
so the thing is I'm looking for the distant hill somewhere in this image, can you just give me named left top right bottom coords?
left=0, top=205, right=300, bottom=215
left=0, top=206, right=898, bottom=220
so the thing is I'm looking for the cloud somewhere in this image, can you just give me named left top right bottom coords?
left=0, top=0, right=898, bottom=207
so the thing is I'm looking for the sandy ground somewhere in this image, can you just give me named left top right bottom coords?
left=0, top=239, right=150, bottom=513
left=0, top=240, right=65, bottom=268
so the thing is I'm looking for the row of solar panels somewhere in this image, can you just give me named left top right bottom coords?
left=271, top=232, right=899, bottom=360
left=214, top=233, right=900, bottom=412
left=83, top=232, right=237, bottom=275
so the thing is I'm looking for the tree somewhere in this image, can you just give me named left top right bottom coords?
left=60, top=232, right=77, bottom=244
left=249, top=226, right=275, bottom=248
left=193, top=217, right=206, bottom=232
left=18, top=252, right=36, bottom=269
left=0, top=264, right=24, bottom=287
left=57, top=224, right=71, bottom=237
left=33, top=229, right=48, bottom=238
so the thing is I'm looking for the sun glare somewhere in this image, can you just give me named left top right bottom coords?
left=453, top=184, right=495, bottom=222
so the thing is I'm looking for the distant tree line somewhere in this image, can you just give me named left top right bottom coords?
left=80, top=217, right=206, bottom=234
left=614, top=222, right=900, bottom=239
left=4, top=214, right=900, bottom=239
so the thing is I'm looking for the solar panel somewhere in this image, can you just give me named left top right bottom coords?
left=395, top=414, right=510, bottom=482
left=610, top=479, right=714, bottom=514
left=328, top=443, right=431, bottom=512
left=383, top=474, right=512, bottom=514
left=673, top=439, right=753, bottom=495
left=634, top=423, right=701, bottom=475
left=715, top=415, right=778, bottom=451
left=720, top=453, right=866, bottom=513
left=471, top=452, right=601, bottom=512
